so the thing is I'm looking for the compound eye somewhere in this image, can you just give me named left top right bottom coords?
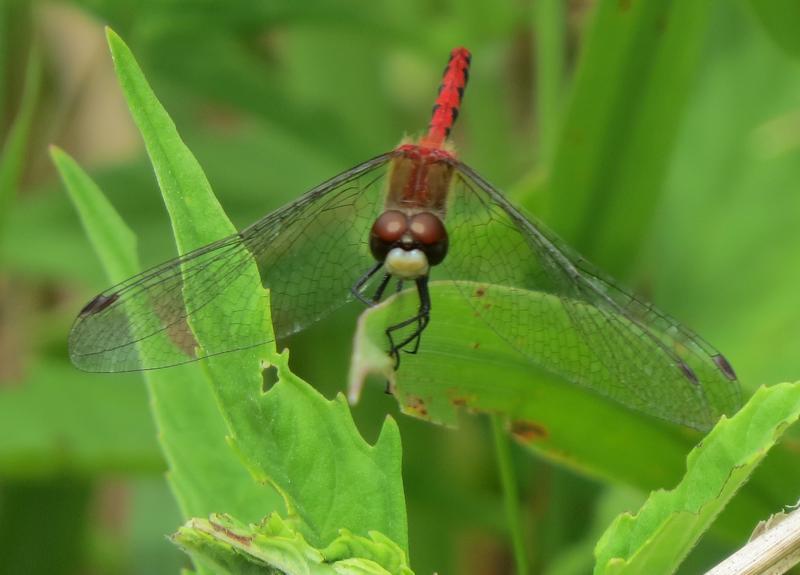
left=410, top=212, right=448, bottom=265
left=410, top=212, right=446, bottom=245
left=370, top=210, right=408, bottom=261
left=371, top=210, right=408, bottom=242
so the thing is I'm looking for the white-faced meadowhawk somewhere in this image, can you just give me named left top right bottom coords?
left=69, top=48, right=741, bottom=429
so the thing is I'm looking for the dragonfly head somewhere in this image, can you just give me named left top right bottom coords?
left=370, top=209, right=448, bottom=279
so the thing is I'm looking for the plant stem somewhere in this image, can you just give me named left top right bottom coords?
left=491, top=415, right=530, bottom=575
left=534, top=0, right=565, bottom=167
left=705, top=507, right=800, bottom=575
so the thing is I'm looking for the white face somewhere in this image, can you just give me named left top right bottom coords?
left=384, top=247, right=430, bottom=279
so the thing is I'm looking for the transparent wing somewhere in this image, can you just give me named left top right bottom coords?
left=439, top=162, right=741, bottom=430
left=69, top=152, right=395, bottom=372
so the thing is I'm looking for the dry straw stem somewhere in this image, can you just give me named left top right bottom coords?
left=706, top=507, right=800, bottom=575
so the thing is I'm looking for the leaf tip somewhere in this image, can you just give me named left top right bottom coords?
left=105, top=27, right=128, bottom=63
left=374, top=413, right=402, bottom=451
left=105, top=26, right=120, bottom=45
left=48, top=144, right=66, bottom=164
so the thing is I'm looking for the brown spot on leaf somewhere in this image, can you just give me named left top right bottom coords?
left=210, top=521, right=253, bottom=546
left=405, top=395, right=429, bottom=417
left=474, top=287, right=486, bottom=297
left=510, top=420, right=549, bottom=442
left=447, top=389, right=477, bottom=410
left=472, top=342, right=480, bottom=350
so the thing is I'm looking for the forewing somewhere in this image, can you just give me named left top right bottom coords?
left=439, top=163, right=741, bottom=430
left=69, top=153, right=394, bottom=372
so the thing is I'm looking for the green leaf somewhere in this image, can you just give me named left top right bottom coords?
left=544, top=0, right=714, bottom=275
left=593, top=382, right=800, bottom=574
left=0, top=40, right=40, bottom=237
left=350, top=282, right=740, bottom=487
left=52, top=145, right=279, bottom=575
left=747, top=0, right=800, bottom=59
left=105, top=28, right=407, bottom=550
left=50, top=147, right=139, bottom=283
left=174, top=513, right=413, bottom=575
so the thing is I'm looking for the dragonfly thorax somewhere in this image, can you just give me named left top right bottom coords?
left=369, top=209, right=448, bottom=279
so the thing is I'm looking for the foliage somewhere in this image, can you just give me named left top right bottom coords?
left=2, top=0, right=800, bottom=573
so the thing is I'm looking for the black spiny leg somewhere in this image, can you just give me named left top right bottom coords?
left=386, top=276, right=431, bottom=368
left=351, top=261, right=383, bottom=306
left=370, top=272, right=393, bottom=304
left=394, top=278, right=424, bottom=354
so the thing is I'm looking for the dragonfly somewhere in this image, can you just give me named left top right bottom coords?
left=70, top=47, right=741, bottom=429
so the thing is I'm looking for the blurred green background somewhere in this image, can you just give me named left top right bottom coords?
left=2, top=0, right=800, bottom=573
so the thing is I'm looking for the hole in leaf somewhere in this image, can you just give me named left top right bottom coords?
left=262, top=364, right=279, bottom=392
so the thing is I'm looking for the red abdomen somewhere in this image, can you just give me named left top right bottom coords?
left=421, top=47, right=471, bottom=149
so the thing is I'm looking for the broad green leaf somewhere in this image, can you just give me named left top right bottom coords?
left=0, top=40, right=40, bottom=236
left=593, top=382, right=800, bottom=575
left=174, top=513, right=413, bottom=575
left=52, top=146, right=279, bottom=575
left=106, top=28, right=407, bottom=550
left=350, top=282, right=736, bottom=488
left=747, top=0, right=800, bottom=59
left=545, top=0, right=714, bottom=275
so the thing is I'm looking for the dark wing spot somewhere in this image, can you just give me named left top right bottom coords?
left=678, top=361, right=699, bottom=385
left=79, top=292, right=119, bottom=316
left=713, top=354, right=738, bottom=381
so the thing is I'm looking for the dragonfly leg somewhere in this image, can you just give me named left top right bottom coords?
left=351, top=261, right=383, bottom=306
left=405, top=314, right=429, bottom=355
left=386, top=276, right=431, bottom=368
left=370, top=272, right=393, bottom=304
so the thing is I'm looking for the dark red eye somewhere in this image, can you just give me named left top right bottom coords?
left=410, top=212, right=446, bottom=245
left=410, top=212, right=448, bottom=265
left=371, top=210, right=408, bottom=242
left=370, top=210, right=408, bottom=261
